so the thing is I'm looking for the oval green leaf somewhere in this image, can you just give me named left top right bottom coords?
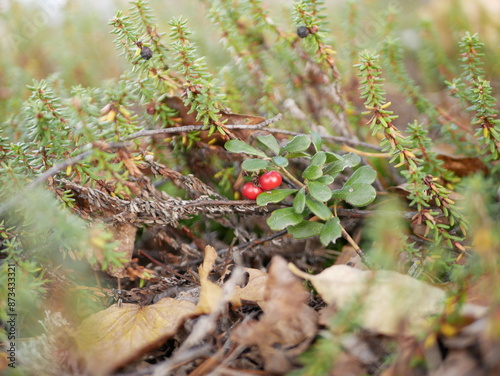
left=256, top=189, right=298, bottom=206
left=241, top=159, right=270, bottom=171
left=323, top=153, right=361, bottom=175
left=344, top=165, right=377, bottom=185
left=225, top=140, right=267, bottom=158
left=266, top=207, right=304, bottom=231
left=325, top=152, right=341, bottom=163
left=288, top=221, right=323, bottom=239
left=310, top=151, right=327, bottom=167
left=331, top=188, right=346, bottom=201
left=320, top=217, right=342, bottom=246
left=302, top=165, right=323, bottom=181
left=316, top=175, right=334, bottom=185
left=257, top=134, right=280, bottom=155
left=344, top=183, right=377, bottom=207
left=306, top=196, right=332, bottom=220
left=280, top=135, right=311, bottom=154
left=310, top=131, right=323, bottom=152
left=285, top=151, right=310, bottom=159
left=293, top=187, right=306, bottom=213
left=271, top=156, right=289, bottom=167
left=308, top=181, right=333, bottom=202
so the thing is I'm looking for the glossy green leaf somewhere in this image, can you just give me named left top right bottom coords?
left=323, top=153, right=361, bottom=175
left=241, top=159, right=270, bottom=171
left=310, top=151, right=327, bottom=167
left=285, top=151, right=310, bottom=159
left=288, top=221, right=323, bottom=239
left=311, top=131, right=323, bottom=152
left=280, top=135, right=311, bottom=154
left=306, top=196, right=332, bottom=220
left=316, top=175, right=334, bottom=185
left=224, top=140, right=267, bottom=158
left=320, top=217, right=342, bottom=246
left=331, top=188, right=347, bottom=201
left=343, top=183, right=377, bottom=207
left=257, top=134, right=280, bottom=155
left=293, top=187, right=306, bottom=213
left=308, top=181, right=332, bottom=202
left=325, top=152, right=341, bottom=163
left=267, top=207, right=304, bottom=230
left=345, top=165, right=377, bottom=185
left=256, top=189, right=297, bottom=206
left=271, top=156, right=289, bottom=167
left=302, top=165, right=323, bottom=180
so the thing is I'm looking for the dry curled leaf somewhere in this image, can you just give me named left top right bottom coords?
left=232, top=256, right=318, bottom=374
left=289, top=263, right=446, bottom=336
left=436, top=154, right=488, bottom=177
left=231, top=268, right=268, bottom=306
left=162, top=96, right=265, bottom=143
left=75, top=297, right=196, bottom=375
left=195, top=245, right=224, bottom=314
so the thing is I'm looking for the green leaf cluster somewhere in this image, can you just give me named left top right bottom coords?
left=226, top=133, right=377, bottom=246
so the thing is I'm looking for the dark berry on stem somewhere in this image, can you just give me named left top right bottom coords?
left=140, top=46, right=153, bottom=60
left=297, top=26, right=310, bottom=38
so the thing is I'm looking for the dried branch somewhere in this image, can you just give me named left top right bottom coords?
left=139, top=250, right=198, bottom=284
left=265, top=128, right=382, bottom=151
left=146, top=160, right=226, bottom=199
left=218, top=229, right=287, bottom=256
left=27, top=148, right=94, bottom=189
left=126, top=113, right=283, bottom=140
left=58, top=179, right=267, bottom=227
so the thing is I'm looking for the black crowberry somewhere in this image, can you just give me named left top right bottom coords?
left=297, top=26, right=310, bottom=38
left=140, top=46, right=153, bottom=60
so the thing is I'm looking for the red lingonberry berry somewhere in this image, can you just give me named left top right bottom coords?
left=259, top=171, right=282, bottom=191
left=242, top=182, right=263, bottom=200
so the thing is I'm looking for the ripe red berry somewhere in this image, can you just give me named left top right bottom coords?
left=259, top=171, right=282, bottom=191
left=242, top=182, right=263, bottom=200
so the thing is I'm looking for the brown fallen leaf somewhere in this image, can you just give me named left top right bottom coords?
left=75, top=297, right=196, bottom=375
left=436, top=154, right=488, bottom=177
left=335, top=245, right=366, bottom=269
left=231, top=267, right=268, bottom=306
left=162, top=96, right=266, bottom=143
left=90, top=223, right=137, bottom=278
left=232, top=256, right=318, bottom=374
left=289, top=263, right=446, bottom=336
left=196, top=246, right=265, bottom=313
left=195, top=245, right=224, bottom=314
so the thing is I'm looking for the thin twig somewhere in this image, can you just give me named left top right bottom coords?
left=0, top=147, right=96, bottom=216
left=27, top=149, right=94, bottom=189
left=126, top=114, right=283, bottom=140
left=336, top=208, right=420, bottom=220
left=218, top=229, right=287, bottom=256
left=148, top=344, right=213, bottom=376
left=265, top=127, right=382, bottom=151
left=341, top=144, right=390, bottom=158
left=139, top=250, right=198, bottom=284
left=340, top=224, right=370, bottom=267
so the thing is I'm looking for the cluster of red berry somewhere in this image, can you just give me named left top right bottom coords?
left=241, top=171, right=282, bottom=200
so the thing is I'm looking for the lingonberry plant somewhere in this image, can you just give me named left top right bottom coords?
left=226, top=134, right=377, bottom=248
left=1, top=0, right=499, bottom=374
